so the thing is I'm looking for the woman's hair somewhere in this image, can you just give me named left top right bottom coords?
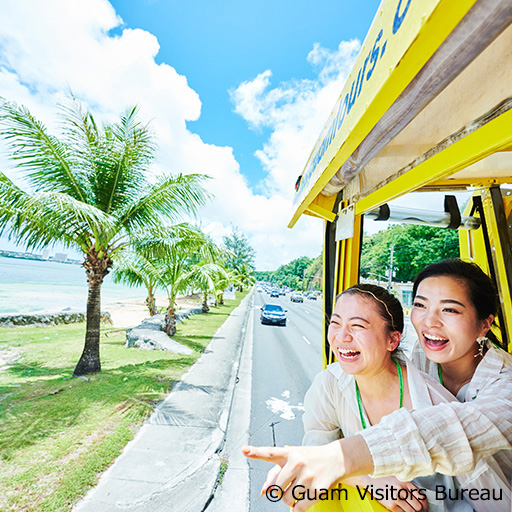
left=337, top=283, right=404, bottom=335
left=412, top=258, right=498, bottom=321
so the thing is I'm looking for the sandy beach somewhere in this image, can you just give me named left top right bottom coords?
left=104, top=295, right=203, bottom=328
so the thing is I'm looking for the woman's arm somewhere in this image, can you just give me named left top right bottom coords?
left=302, top=370, right=343, bottom=446
left=360, top=374, right=512, bottom=480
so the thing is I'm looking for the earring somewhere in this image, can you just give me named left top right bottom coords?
left=474, top=336, right=488, bottom=358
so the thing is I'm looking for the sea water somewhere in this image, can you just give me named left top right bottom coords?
left=0, top=256, right=144, bottom=315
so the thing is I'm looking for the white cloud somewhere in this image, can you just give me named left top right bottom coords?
left=231, top=40, right=360, bottom=199
left=0, top=0, right=360, bottom=270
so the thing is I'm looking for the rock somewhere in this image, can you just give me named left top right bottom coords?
left=125, top=328, right=193, bottom=354
left=124, top=306, right=205, bottom=353
left=0, top=311, right=112, bottom=327
left=136, top=314, right=166, bottom=331
left=176, top=306, right=203, bottom=323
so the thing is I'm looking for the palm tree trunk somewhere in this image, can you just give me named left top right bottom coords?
left=164, top=296, right=177, bottom=336
left=145, top=294, right=158, bottom=315
left=202, top=292, right=209, bottom=313
left=145, top=285, right=158, bottom=316
left=219, top=292, right=224, bottom=305
left=73, top=250, right=112, bottom=376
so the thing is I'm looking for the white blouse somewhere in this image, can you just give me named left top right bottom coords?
left=302, top=355, right=511, bottom=512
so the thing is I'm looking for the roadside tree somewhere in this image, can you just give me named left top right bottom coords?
left=222, top=227, right=256, bottom=290
left=360, top=224, right=460, bottom=282
left=135, top=224, right=222, bottom=336
left=0, top=99, right=210, bottom=375
left=111, top=252, right=163, bottom=316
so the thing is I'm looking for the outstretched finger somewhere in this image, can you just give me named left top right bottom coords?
left=242, top=445, right=289, bottom=466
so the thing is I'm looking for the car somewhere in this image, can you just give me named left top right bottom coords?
left=307, top=293, right=317, bottom=300
left=270, top=290, right=280, bottom=298
left=260, top=303, right=287, bottom=326
left=290, top=292, right=303, bottom=303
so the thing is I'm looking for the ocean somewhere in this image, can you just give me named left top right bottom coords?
left=0, top=256, right=145, bottom=315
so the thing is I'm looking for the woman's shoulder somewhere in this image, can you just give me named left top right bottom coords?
left=474, top=342, right=512, bottom=384
left=487, top=343, right=512, bottom=367
left=308, top=364, right=353, bottom=395
left=305, top=364, right=354, bottom=411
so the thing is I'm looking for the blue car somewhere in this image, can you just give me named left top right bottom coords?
left=260, top=303, right=287, bottom=326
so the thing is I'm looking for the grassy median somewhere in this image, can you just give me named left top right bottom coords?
left=0, top=290, right=249, bottom=512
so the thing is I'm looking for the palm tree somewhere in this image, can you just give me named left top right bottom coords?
left=111, top=252, right=163, bottom=316
left=213, top=269, right=238, bottom=306
left=134, top=224, right=222, bottom=335
left=234, top=263, right=256, bottom=291
left=0, top=98, right=210, bottom=375
left=189, top=261, right=228, bottom=312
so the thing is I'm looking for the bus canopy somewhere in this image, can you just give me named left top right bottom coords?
left=290, top=0, right=512, bottom=355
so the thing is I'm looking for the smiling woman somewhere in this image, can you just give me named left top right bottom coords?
left=411, top=259, right=498, bottom=397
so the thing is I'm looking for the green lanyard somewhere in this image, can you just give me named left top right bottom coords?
left=437, top=363, right=444, bottom=386
left=355, top=359, right=403, bottom=430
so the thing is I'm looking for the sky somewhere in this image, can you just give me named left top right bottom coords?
left=0, top=0, right=384, bottom=270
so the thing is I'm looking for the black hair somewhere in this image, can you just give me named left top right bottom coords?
left=337, top=283, right=404, bottom=335
left=412, top=258, right=498, bottom=321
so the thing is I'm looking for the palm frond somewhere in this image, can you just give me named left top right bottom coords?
left=91, top=106, right=156, bottom=215
left=0, top=100, right=90, bottom=202
left=115, top=173, right=211, bottom=232
left=0, top=173, right=113, bottom=251
left=111, top=250, right=163, bottom=290
left=188, top=262, right=228, bottom=295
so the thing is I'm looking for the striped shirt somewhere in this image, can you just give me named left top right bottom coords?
left=360, top=340, right=512, bottom=482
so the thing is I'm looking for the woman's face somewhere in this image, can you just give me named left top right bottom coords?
left=328, top=293, right=399, bottom=376
left=411, top=275, right=492, bottom=365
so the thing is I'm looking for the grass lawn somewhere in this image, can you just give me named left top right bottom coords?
left=0, top=290, right=249, bottom=512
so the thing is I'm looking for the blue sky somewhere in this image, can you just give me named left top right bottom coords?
left=0, top=0, right=382, bottom=269
left=110, top=0, right=381, bottom=189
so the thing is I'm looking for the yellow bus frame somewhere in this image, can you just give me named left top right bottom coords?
left=291, top=0, right=512, bottom=358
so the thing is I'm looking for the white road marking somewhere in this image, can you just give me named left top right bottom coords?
left=266, top=397, right=305, bottom=421
left=302, top=336, right=311, bottom=345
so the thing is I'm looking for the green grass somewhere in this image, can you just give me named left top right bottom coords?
left=0, top=290, right=249, bottom=511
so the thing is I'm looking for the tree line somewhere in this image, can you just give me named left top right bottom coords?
left=361, top=224, right=460, bottom=283
left=255, top=224, right=460, bottom=292
left=255, top=255, right=322, bottom=291
left=0, top=98, right=255, bottom=376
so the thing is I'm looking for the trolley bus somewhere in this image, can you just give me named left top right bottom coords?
left=290, top=0, right=512, bottom=370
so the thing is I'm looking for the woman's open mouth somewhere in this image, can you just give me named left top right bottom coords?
left=338, top=348, right=361, bottom=361
left=423, top=333, right=449, bottom=351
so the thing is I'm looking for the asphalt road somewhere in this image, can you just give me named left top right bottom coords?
left=248, top=290, right=323, bottom=512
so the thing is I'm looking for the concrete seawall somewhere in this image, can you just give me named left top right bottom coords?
left=0, top=310, right=112, bottom=327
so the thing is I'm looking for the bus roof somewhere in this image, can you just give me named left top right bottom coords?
left=290, top=0, right=512, bottom=227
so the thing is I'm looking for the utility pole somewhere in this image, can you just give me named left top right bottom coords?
left=387, top=243, right=394, bottom=292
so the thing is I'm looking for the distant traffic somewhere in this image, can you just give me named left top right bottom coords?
left=256, top=282, right=322, bottom=326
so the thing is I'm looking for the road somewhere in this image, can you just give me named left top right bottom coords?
left=248, top=290, right=323, bottom=511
